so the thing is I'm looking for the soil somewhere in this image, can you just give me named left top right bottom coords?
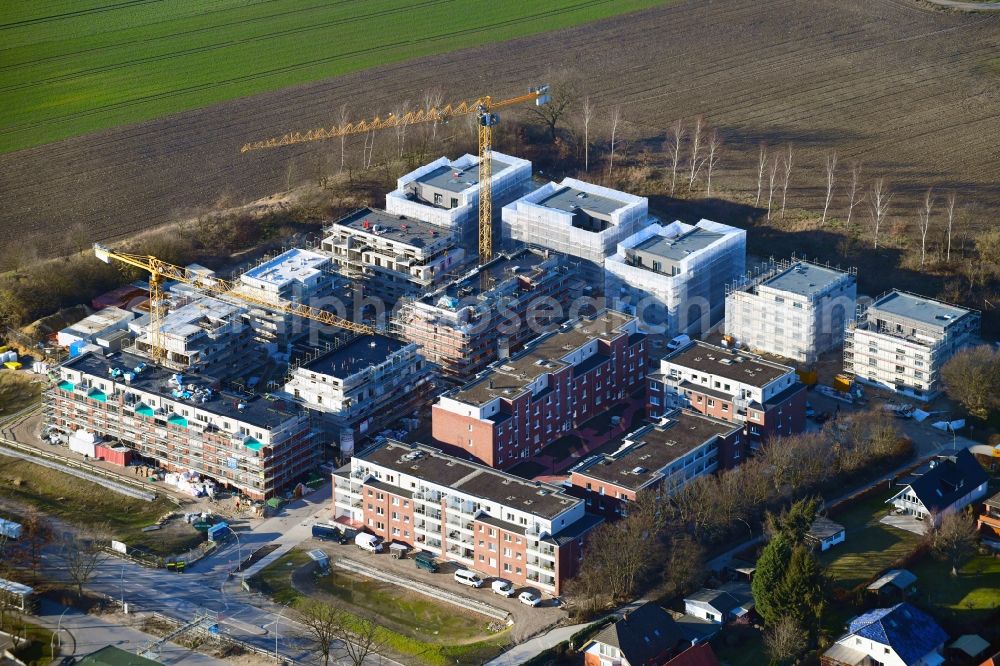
left=1, top=0, right=999, bottom=264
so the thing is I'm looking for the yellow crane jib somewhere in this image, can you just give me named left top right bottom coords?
left=239, top=86, right=550, bottom=267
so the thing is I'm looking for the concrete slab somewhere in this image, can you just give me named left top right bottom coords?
left=880, top=513, right=929, bottom=536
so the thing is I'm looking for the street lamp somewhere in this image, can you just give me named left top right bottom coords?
left=50, top=606, right=69, bottom=657
left=223, top=525, right=243, bottom=582
left=275, top=604, right=288, bottom=664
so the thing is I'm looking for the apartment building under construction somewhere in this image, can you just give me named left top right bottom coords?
left=392, top=248, right=575, bottom=382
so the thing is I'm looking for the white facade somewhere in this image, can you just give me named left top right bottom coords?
left=605, top=219, right=746, bottom=336
left=828, top=634, right=944, bottom=666
left=725, top=260, right=856, bottom=364
left=57, top=307, right=135, bottom=347
left=844, top=291, right=979, bottom=401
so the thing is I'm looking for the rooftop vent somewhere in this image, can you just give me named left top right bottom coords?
left=631, top=466, right=647, bottom=475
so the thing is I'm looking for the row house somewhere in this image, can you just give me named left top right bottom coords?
left=45, top=352, right=319, bottom=499
left=332, top=440, right=602, bottom=595
left=648, top=341, right=806, bottom=447
left=432, top=310, right=647, bottom=469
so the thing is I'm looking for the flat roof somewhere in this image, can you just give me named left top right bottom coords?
left=762, top=261, right=852, bottom=298
left=415, top=157, right=512, bottom=194
left=358, top=440, right=581, bottom=520
left=452, top=310, right=635, bottom=405
left=242, top=248, right=329, bottom=288
left=665, top=341, right=792, bottom=387
left=634, top=227, right=724, bottom=262
left=536, top=186, right=629, bottom=218
left=869, top=290, right=972, bottom=327
left=65, top=307, right=134, bottom=336
left=421, top=248, right=554, bottom=305
left=574, top=411, right=738, bottom=490
left=158, top=297, right=243, bottom=338
left=330, top=208, right=452, bottom=249
left=62, top=352, right=301, bottom=429
left=302, top=334, right=407, bottom=378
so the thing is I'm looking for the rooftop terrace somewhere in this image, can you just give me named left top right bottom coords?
left=63, top=352, right=301, bottom=429
left=573, top=410, right=738, bottom=490
left=359, top=440, right=581, bottom=520
left=302, top=334, right=408, bottom=378
left=665, top=341, right=792, bottom=387
left=420, top=248, right=554, bottom=306
left=761, top=261, right=852, bottom=298
left=158, top=297, right=244, bottom=339
left=329, top=208, right=453, bottom=249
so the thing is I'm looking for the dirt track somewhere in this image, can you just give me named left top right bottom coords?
left=1, top=0, right=999, bottom=262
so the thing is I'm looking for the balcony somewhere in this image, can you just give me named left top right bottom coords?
left=414, top=507, right=442, bottom=521
left=527, top=558, right=555, bottom=573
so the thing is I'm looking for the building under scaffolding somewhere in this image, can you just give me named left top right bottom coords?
left=500, top=178, right=652, bottom=290
left=725, top=259, right=857, bottom=365
left=392, top=248, right=573, bottom=381
left=605, top=220, right=745, bottom=337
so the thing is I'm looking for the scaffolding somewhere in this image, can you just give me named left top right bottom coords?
left=605, top=220, right=746, bottom=337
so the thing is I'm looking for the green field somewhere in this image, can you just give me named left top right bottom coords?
left=0, top=0, right=668, bottom=153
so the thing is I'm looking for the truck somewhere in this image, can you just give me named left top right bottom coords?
left=354, top=532, right=383, bottom=553
left=0, top=518, right=22, bottom=540
left=312, top=524, right=348, bottom=544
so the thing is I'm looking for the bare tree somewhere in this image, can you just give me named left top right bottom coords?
left=422, top=87, right=444, bottom=143
left=868, top=177, right=893, bottom=249
left=12, top=509, right=53, bottom=583
left=335, top=613, right=385, bottom=666
left=666, top=118, right=685, bottom=195
left=765, top=615, right=808, bottom=665
left=755, top=144, right=768, bottom=206
left=822, top=151, right=838, bottom=224
left=56, top=529, right=108, bottom=598
left=687, top=115, right=705, bottom=190
left=705, top=129, right=722, bottom=197
left=392, top=99, right=410, bottom=157
left=766, top=158, right=780, bottom=221
left=338, top=104, right=349, bottom=171
left=945, top=191, right=957, bottom=262
left=845, top=161, right=862, bottom=225
left=780, top=143, right=793, bottom=218
left=607, top=105, right=622, bottom=181
left=297, top=600, right=343, bottom=666
left=917, top=187, right=934, bottom=268
left=581, top=96, right=593, bottom=173
left=528, top=75, right=579, bottom=142
left=932, top=510, right=979, bottom=576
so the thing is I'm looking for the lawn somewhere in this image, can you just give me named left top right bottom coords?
left=0, top=0, right=671, bottom=153
left=1, top=616, right=54, bottom=666
left=0, top=454, right=189, bottom=552
left=0, top=371, right=42, bottom=420
left=251, top=550, right=508, bottom=666
left=910, top=553, right=1000, bottom=626
left=820, top=488, right=923, bottom=590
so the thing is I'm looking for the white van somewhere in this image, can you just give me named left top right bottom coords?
left=354, top=532, right=383, bottom=553
left=666, top=334, right=691, bottom=352
left=453, top=569, right=484, bottom=588
left=491, top=579, right=515, bottom=597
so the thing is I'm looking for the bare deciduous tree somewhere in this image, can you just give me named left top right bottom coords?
left=296, top=600, right=342, bottom=666
left=581, top=96, right=593, bottom=173
left=845, top=161, right=863, bottom=226
left=945, top=191, right=957, bottom=263
left=868, top=177, right=892, bottom=249
left=392, top=99, right=410, bottom=157
left=338, top=104, right=349, bottom=171
left=423, top=87, right=444, bottom=142
left=667, top=118, right=685, bottom=195
left=528, top=75, right=578, bottom=142
left=917, top=187, right=935, bottom=268
left=337, top=613, right=384, bottom=666
left=780, top=143, right=793, bottom=218
left=755, top=144, right=768, bottom=206
left=57, top=528, right=108, bottom=597
left=932, top=510, right=979, bottom=576
left=766, top=158, right=780, bottom=221
left=687, top=115, right=705, bottom=190
left=822, top=151, right=838, bottom=224
left=705, top=129, right=722, bottom=197
left=765, top=615, right=808, bottom=665
left=607, top=105, right=622, bottom=181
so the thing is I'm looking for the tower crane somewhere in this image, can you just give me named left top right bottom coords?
left=240, top=86, right=550, bottom=266
left=94, top=243, right=373, bottom=364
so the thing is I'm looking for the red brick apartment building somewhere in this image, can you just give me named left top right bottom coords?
left=648, top=341, right=806, bottom=447
left=333, top=440, right=602, bottom=595
left=569, top=409, right=742, bottom=518
left=431, top=310, right=647, bottom=469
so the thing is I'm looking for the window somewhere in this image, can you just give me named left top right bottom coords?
left=707, top=399, right=715, bottom=407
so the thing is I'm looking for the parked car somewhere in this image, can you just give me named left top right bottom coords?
left=354, top=532, right=383, bottom=553
left=491, top=579, right=516, bottom=597
left=414, top=550, right=439, bottom=573
left=665, top=334, right=691, bottom=352
left=518, top=591, right=541, bottom=607
left=453, top=569, right=484, bottom=588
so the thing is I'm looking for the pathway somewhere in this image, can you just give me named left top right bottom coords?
left=922, top=0, right=1000, bottom=9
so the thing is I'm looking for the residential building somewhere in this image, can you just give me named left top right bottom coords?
left=385, top=152, right=532, bottom=248
left=978, top=490, right=1000, bottom=538
left=57, top=307, right=135, bottom=348
left=844, top=290, right=980, bottom=401
left=320, top=207, right=465, bottom=306
left=393, top=248, right=573, bottom=381
left=432, top=310, right=647, bottom=469
left=501, top=178, right=652, bottom=288
left=725, top=259, right=857, bottom=364
left=582, top=601, right=688, bottom=666
left=332, top=439, right=601, bottom=595
left=683, top=586, right=754, bottom=624
left=568, top=410, right=743, bottom=517
left=648, top=341, right=806, bottom=446
left=284, top=334, right=432, bottom=443
left=807, top=517, right=846, bottom=552
left=45, top=351, right=318, bottom=500
left=235, top=248, right=349, bottom=344
left=128, top=296, right=259, bottom=378
left=887, top=449, right=988, bottom=527
left=822, top=603, right=947, bottom=666
left=606, top=220, right=746, bottom=336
